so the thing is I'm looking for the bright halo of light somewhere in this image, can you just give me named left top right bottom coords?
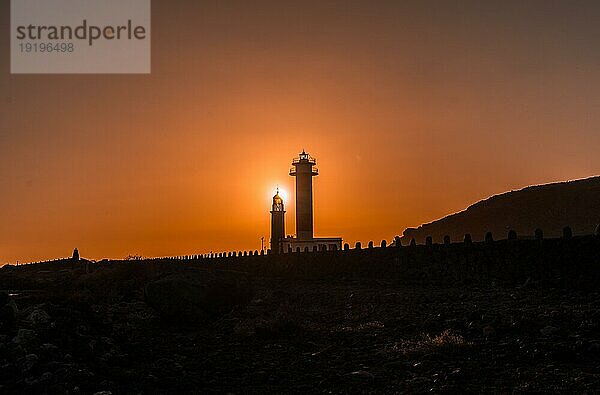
left=276, top=187, right=288, bottom=203
left=266, top=185, right=289, bottom=207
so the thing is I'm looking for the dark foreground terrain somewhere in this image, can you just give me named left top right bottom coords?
left=1, top=245, right=600, bottom=393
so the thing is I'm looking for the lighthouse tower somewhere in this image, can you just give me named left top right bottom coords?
left=289, top=150, right=319, bottom=241
left=267, top=150, right=341, bottom=254
left=270, top=189, right=286, bottom=253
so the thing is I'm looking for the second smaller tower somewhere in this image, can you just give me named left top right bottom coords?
left=270, top=189, right=286, bottom=254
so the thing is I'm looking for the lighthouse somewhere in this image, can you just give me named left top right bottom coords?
left=268, top=150, right=341, bottom=253
left=289, top=150, right=319, bottom=241
left=270, top=189, right=286, bottom=254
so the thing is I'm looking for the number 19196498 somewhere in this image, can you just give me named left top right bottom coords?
left=19, top=42, right=74, bottom=53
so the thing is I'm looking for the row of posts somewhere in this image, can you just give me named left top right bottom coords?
left=10, top=224, right=599, bottom=265
left=168, top=225, right=600, bottom=261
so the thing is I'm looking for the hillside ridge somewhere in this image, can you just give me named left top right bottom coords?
left=402, top=176, right=600, bottom=243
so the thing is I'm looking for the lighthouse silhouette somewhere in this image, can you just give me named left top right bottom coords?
left=289, top=150, right=319, bottom=241
left=270, top=188, right=285, bottom=253
left=269, top=150, right=342, bottom=254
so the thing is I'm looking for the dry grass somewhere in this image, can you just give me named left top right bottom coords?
left=391, top=329, right=470, bottom=356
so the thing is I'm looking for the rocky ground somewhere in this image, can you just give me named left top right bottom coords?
left=1, top=261, right=599, bottom=394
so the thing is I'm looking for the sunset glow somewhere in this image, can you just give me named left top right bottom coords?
left=1, top=1, right=600, bottom=264
left=272, top=188, right=288, bottom=207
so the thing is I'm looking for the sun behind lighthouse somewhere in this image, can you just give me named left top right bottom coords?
left=275, top=187, right=288, bottom=203
left=269, top=150, right=342, bottom=254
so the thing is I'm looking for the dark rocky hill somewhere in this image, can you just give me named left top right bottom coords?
left=402, top=176, right=600, bottom=243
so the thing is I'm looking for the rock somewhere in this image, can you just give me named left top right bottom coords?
left=587, top=341, right=600, bottom=353
left=99, top=352, right=113, bottom=364
left=27, top=308, right=51, bottom=326
left=144, top=271, right=254, bottom=322
left=483, top=325, right=496, bottom=338
left=153, top=358, right=183, bottom=374
left=0, top=292, right=18, bottom=330
left=0, top=362, right=18, bottom=378
left=73, top=367, right=95, bottom=382
left=146, top=373, right=158, bottom=383
left=40, top=371, right=53, bottom=382
left=98, top=379, right=114, bottom=389
left=8, top=344, right=26, bottom=360
left=540, top=325, right=559, bottom=336
left=12, top=329, right=37, bottom=346
left=346, top=370, right=375, bottom=380
left=40, top=343, right=58, bottom=352
left=19, top=354, right=38, bottom=373
left=24, top=376, right=39, bottom=386
left=87, top=339, right=97, bottom=353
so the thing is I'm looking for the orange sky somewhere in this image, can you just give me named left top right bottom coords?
left=1, top=1, right=600, bottom=263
